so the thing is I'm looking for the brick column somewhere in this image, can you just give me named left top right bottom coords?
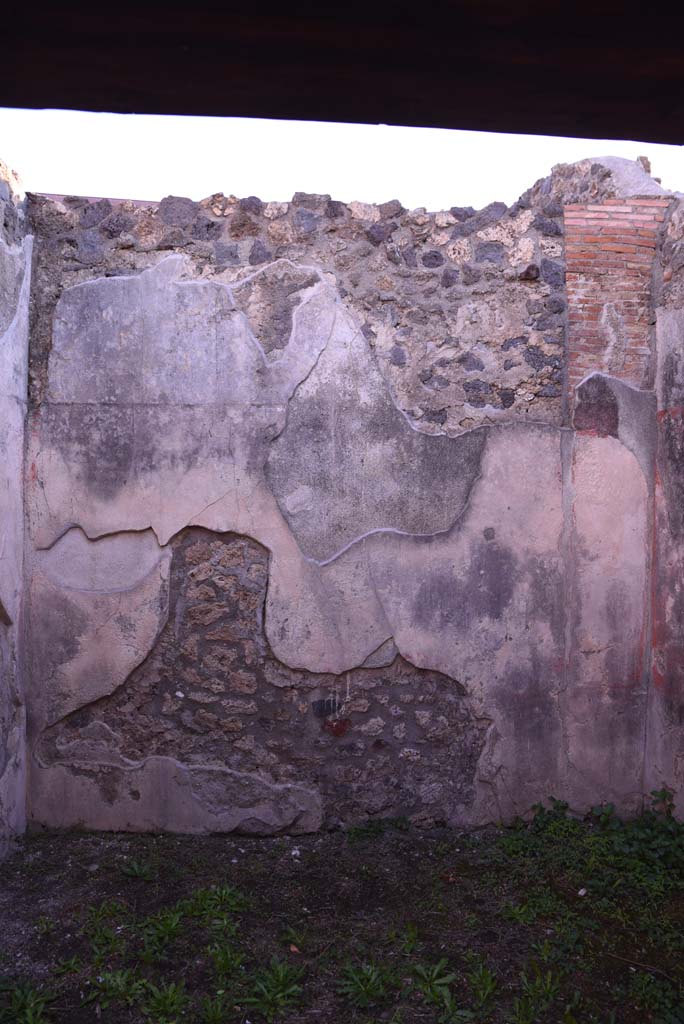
left=564, top=198, right=670, bottom=399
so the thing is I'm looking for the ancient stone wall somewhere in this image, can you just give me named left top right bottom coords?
left=5, top=153, right=684, bottom=838
left=0, top=161, right=31, bottom=855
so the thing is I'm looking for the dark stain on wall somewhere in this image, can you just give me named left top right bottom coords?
left=413, top=541, right=517, bottom=631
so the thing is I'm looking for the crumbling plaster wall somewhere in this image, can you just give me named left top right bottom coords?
left=17, top=155, right=684, bottom=835
left=0, top=161, right=31, bottom=854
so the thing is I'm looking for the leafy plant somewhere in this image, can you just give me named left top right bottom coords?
left=53, top=956, right=80, bottom=976
left=502, top=885, right=565, bottom=926
left=36, top=916, right=54, bottom=937
left=184, top=885, right=248, bottom=917
left=89, top=924, right=125, bottom=967
left=398, top=922, right=419, bottom=954
left=86, top=899, right=128, bottom=924
left=530, top=797, right=571, bottom=832
left=628, top=971, right=684, bottom=1017
left=338, top=961, right=388, bottom=1008
left=0, top=982, right=55, bottom=1024
left=280, top=924, right=307, bottom=950
left=412, top=958, right=457, bottom=1007
left=590, top=802, right=621, bottom=831
left=84, top=968, right=147, bottom=1009
left=207, top=942, right=245, bottom=981
left=243, top=957, right=303, bottom=1021
left=467, top=961, right=498, bottom=1008
left=121, top=858, right=154, bottom=881
left=200, top=990, right=232, bottom=1023
left=139, top=909, right=182, bottom=964
left=509, top=994, right=535, bottom=1024
left=519, top=964, right=560, bottom=1011
left=530, top=938, right=554, bottom=964
left=142, top=979, right=188, bottom=1022
left=438, top=989, right=476, bottom=1023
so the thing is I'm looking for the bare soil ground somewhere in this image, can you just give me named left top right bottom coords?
left=2, top=804, right=684, bottom=1022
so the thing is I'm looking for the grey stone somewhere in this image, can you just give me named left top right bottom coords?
left=249, top=240, right=273, bottom=265
left=523, top=346, right=551, bottom=370
left=450, top=205, right=476, bottom=221
left=294, top=208, right=320, bottom=236
left=214, top=240, right=239, bottom=265
left=100, top=211, right=134, bottom=238
left=541, top=199, right=564, bottom=218
left=292, top=192, right=329, bottom=210
left=191, top=216, right=222, bottom=240
left=450, top=202, right=507, bottom=239
left=422, top=407, right=447, bottom=425
left=240, top=196, right=263, bottom=215
left=474, top=241, right=505, bottom=264
left=402, top=247, right=417, bottom=268
left=325, top=200, right=346, bottom=219
left=502, top=335, right=526, bottom=351
left=518, top=264, right=540, bottom=281
left=159, top=196, right=199, bottom=227
left=541, top=258, right=564, bottom=287
left=379, top=199, right=404, bottom=218
left=458, top=352, right=485, bottom=372
left=462, top=263, right=481, bottom=285
left=366, top=221, right=396, bottom=246
left=421, top=250, right=445, bottom=268
left=532, top=214, right=562, bottom=236
left=389, top=345, right=407, bottom=367
left=463, top=379, right=493, bottom=407
left=80, top=199, right=112, bottom=228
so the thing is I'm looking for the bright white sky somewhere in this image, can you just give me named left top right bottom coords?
left=1, top=107, right=682, bottom=211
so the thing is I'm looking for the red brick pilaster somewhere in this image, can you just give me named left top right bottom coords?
left=564, top=198, right=670, bottom=399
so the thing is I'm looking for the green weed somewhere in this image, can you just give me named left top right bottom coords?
left=0, top=982, right=55, bottom=1024
left=142, top=979, right=188, bottom=1022
left=243, top=957, right=303, bottom=1022
left=412, top=958, right=457, bottom=1007
left=467, top=960, right=498, bottom=1008
left=207, top=942, right=245, bottom=981
left=84, top=968, right=147, bottom=1009
left=338, top=961, right=388, bottom=1008
left=121, top=858, right=154, bottom=880
left=200, top=990, right=232, bottom=1023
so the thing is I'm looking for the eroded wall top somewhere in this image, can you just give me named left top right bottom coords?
left=28, top=156, right=665, bottom=435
